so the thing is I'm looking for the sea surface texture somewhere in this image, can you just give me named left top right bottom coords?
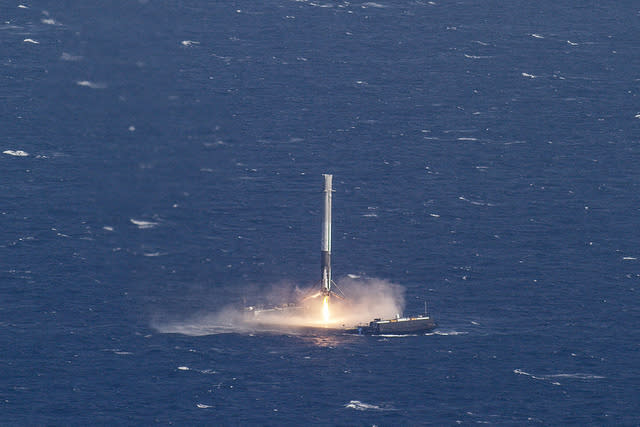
left=2, top=0, right=639, bottom=424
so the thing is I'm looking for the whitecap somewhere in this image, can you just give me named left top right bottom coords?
left=18, top=4, right=29, bottom=8
left=3, top=150, right=29, bottom=157
left=130, top=218, right=158, bottom=229
left=521, top=72, right=537, bottom=79
left=196, top=403, right=212, bottom=408
left=434, top=330, right=467, bottom=336
left=567, top=40, right=579, bottom=46
left=103, top=226, right=114, bottom=232
left=458, top=196, right=494, bottom=206
left=345, top=400, right=384, bottom=411
left=23, top=38, right=39, bottom=44
left=622, top=256, right=636, bottom=260
left=103, top=348, right=132, bottom=355
left=143, top=252, right=164, bottom=257
left=513, top=369, right=547, bottom=381
left=76, top=80, right=107, bottom=89
left=181, top=40, right=200, bottom=47
left=41, top=18, right=59, bottom=25
left=177, top=366, right=190, bottom=371
left=464, top=54, right=491, bottom=59
left=457, top=137, right=477, bottom=141
left=306, top=2, right=333, bottom=8
left=530, top=33, right=544, bottom=39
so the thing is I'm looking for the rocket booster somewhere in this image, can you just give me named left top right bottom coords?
left=321, top=174, right=333, bottom=295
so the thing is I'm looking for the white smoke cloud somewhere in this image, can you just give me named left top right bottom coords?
left=152, top=277, right=406, bottom=336
left=324, top=277, right=405, bottom=326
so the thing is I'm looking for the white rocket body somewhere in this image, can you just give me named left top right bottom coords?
left=321, top=174, right=333, bottom=295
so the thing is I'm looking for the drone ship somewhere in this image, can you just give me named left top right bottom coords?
left=346, top=313, right=436, bottom=335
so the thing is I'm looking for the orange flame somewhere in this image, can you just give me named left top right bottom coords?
left=322, top=295, right=330, bottom=323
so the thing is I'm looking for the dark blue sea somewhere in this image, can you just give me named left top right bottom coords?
left=2, top=0, right=639, bottom=424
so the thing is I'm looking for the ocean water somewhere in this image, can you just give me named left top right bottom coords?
left=2, top=0, right=639, bottom=424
